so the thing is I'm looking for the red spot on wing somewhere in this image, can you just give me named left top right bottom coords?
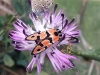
left=39, top=31, right=47, bottom=39
left=48, top=29, right=56, bottom=36
left=41, top=39, right=52, bottom=47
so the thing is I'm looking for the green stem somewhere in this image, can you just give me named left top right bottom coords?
left=72, top=49, right=100, bottom=61
left=8, top=16, right=15, bottom=25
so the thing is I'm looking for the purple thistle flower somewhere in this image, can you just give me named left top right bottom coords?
left=9, top=4, right=80, bottom=75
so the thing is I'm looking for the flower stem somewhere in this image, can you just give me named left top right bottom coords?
left=71, top=49, right=100, bottom=61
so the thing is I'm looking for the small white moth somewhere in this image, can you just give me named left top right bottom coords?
left=29, top=0, right=54, bottom=15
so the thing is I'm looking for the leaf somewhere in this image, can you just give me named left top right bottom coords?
left=0, top=16, right=5, bottom=25
left=13, top=1, right=24, bottom=15
left=3, top=54, right=15, bottom=67
left=11, top=0, right=30, bottom=15
left=17, top=59, right=28, bottom=67
left=0, top=29, right=4, bottom=37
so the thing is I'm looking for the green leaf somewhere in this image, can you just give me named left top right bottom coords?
left=0, top=29, right=4, bottom=37
left=13, top=1, right=24, bottom=15
left=17, top=59, right=28, bottom=67
left=3, top=54, right=15, bottom=67
left=0, top=16, right=5, bottom=25
left=11, top=0, right=30, bottom=15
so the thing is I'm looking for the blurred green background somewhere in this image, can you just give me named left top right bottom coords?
left=0, top=0, right=100, bottom=75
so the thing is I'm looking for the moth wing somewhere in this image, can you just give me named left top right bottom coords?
left=31, top=42, right=45, bottom=55
left=31, top=38, right=52, bottom=55
left=25, top=33, right=38, bottom=41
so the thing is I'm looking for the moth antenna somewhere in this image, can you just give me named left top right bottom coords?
left=71, top=37, right=79, bottom=43
left=56, top=34, right=66, bottom=45
left=53, top=4, right=58, bottom=13
left=60, top=33, right=66, bottom=41
left=66, top=33, right=79, bottom=43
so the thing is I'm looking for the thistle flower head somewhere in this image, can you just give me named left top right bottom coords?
left=9, top=4, right=80, bottom=75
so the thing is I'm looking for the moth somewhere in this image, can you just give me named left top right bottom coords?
left=29, top=0, right=54, bottom=15
left=26, top=28, right=62, bottom=55
left=25, top=13, right=79, bottom=55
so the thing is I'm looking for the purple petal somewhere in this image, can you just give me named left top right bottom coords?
left=26, top=56, right=37, bottom=72
left=47, top=52, right=59, bottom=73
left=36, top=57, right=41, bottom=75
left=53, top=4, right=58, bottom=13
